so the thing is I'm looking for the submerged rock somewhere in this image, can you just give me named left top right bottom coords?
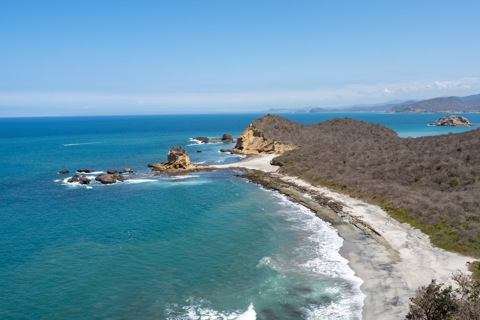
left=58, top=170, right=69, bottom=174
left=193, top=137, right=209, bottom=143
left=77, top=169, right=94, bottom=173
left=430, top=115, right=475, bottom=126
left=68, top=174, right=91, bottom=184
left=107, top=169, right=117, bottom=174
left=197, top=150, right=202, bottom=152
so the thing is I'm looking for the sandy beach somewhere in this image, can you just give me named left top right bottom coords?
left=211, top=154, right=473, bottom=319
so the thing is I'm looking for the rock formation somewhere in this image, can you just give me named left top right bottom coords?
left=58, top=170, right=69, bottom=174
left=77, top=169, right=94, bottom=173
left=221, top=124, right=298, bottom=155
left=107, top=169, right=117, bottom=174
left=121, top=168, right=133, bottom=173
left=68, top=174, right=91, bottom=184
left=95, top=174, right=125, bottom=184
left=430, top=115, right=475, bottom=127
left=221, top=134, right=234, bottom=142
left=148, top=146, right=197, bottom=172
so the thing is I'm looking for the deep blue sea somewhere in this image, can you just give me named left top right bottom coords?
left=1, top=113, right=479, bottom=320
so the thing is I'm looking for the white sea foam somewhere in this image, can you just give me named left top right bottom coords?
left=81, top=171, right=104, bottom=175
left=166, top=300, right=255, bottom=320
left=165, top=175, right=200, bottom=180
left=61, top=142, right=100, bottom=146
left=193, top=161, right=206, bottom=164
left=214, top=160, right=224, bottom=163
left=256, top=190, right=365, bottom=319
left=123, top=179, right=156, bottom=184
left=187, top=138, right=204, bottom=145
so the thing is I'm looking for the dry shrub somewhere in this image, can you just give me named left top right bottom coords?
left=253, top=114, right=480, bottom=256
left=406, top=272, right=480, bottom=320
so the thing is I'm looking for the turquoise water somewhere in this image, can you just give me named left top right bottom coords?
left=1, top=113, right=478, bottom=319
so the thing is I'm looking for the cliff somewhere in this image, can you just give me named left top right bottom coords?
left=221, top=118, right=299, bottom=154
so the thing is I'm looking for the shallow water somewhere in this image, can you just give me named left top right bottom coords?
left=1, top=113, right=477, bottom=319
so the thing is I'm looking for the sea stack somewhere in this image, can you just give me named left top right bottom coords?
left=430, top=115, right=475, bottom=126
left=148, top=146, right=196, bottom=172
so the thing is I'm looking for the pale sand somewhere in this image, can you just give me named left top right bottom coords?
left=211, top=154, right=279, bottom=172
left=211, top=154, right=473, bottom=319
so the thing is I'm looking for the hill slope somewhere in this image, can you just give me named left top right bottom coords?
left=238, top=114, right=480, bottom=257
left=386, top=97, right=480, bottom=113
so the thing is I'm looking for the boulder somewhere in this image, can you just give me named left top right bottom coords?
left=95, top=174, right=119, bottom=184
left=121, top=168, right=133, bottom=173
left=77, top=169, right=94, bottom=173
left=58, top=170, right=69, bottom=174
left=270, top=158, right=284, bottom=166
left=194, top=137, right=209, bottom=144
left=67, top=174, right=91, bottom=184
left=197, top=150, right=202, bottom=152
left=430, top=115, right=475, bottom=127
left=221, top=134, right=234, bottom=142
left=107, top=169, right=117, bottom=174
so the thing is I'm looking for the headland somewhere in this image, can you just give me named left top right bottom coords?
left=209, top=114, right=478, bottom=319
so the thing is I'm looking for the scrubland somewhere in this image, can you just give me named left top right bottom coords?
left=254, top=115, right=480, bottom=257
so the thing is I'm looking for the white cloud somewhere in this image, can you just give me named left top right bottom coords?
left=1, top=77, right=480, bottom=109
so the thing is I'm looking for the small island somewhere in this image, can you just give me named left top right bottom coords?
left=430, top=115, right=475, bottom=126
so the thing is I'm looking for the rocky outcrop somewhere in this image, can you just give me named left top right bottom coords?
left=148, top=146, right=197, bottom=172
left=270, top=158, right=284, bottom=166
left=77, top=169, right=94, bottom=173
left=107, top=169, right=117, bottom=174
left=121, top=168, right=133, bottom=173
left=95, top=174, right=125, bottom=184
left=68, top=174, right=91, bottom=184
left=430, top=115, right=475, bottom=126
left=58, top=170, right=69, bottom=174
left=221, top=134, right=234, bottom=142
left=222, top=124, right=298, bottom=155
left=194, top=134, right=236, bottom=144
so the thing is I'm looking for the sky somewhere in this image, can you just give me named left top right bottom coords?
left=1, top=0, right=480, bottom=117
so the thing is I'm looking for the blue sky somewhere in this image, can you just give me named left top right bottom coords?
left=1, top=0, right=480, bottom=116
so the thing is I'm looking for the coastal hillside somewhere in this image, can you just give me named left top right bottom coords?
left=386, top=96, right=480, bottom=113
left=245, top=114, right=480, bottom=256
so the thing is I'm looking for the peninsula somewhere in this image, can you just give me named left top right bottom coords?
left=212, top=114, right=479, bottom=318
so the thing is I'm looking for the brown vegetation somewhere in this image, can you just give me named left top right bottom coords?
left=249, top=114, right=480, bottom=257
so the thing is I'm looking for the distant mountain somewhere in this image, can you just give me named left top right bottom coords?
left=309, top=100, right=419, bottom=113
left=264, top=107, right=317, bottom=113
left=309, top=107, right=325, bottom=113
left=386, top=96, right=480, bottom=113
left=459, top=94, right=480, bottom=102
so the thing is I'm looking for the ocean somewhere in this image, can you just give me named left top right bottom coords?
left=1, top=113, right=479, bottom=319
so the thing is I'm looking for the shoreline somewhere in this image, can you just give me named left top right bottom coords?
left=210, top=154, right=473, bottom=319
